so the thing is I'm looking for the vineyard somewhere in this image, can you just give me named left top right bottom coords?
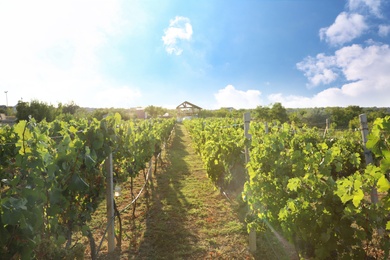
left=1, top=112, right=390, bottom=259
left=184, top=115, right=390, bottom=259
left=0, top=114, right=175, bottom=259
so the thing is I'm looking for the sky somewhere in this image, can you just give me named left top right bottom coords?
left=0, top=0, right=390, bottom=109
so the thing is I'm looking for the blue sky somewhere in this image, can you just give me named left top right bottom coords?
left=1, top=0, right=390, bottom=109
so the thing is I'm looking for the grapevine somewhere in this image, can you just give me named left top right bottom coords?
left=0, top=114, right=175, bottom=259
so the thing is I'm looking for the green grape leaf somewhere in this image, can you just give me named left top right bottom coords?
left=352, top=188, right=364, bottom=207
left=377, top=175, right=390, bottom=192
left=381, top=150, right=390, bottom=172
left=335, top=161, right=342, bottom=172
left=366, top=135, right=380, bottom=150
left=69, top=125, right=78, bottom=134
left=93, top=132, right=104, bottom=150
left=335, top=178, right=354, bottom=204
left=366, top=165, right=382, bottom=180
left=287, top=177, right=301, bottom=192
left=68, top=174, right=89, bottom=191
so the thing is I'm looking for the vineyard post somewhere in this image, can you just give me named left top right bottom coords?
left=323, top=118, right=329, bottom=138
left=265, top=122, right=268, bottom=134
left=149, top=157, right=153, bottom=181
left=244, top=112, right=257, bottom=253
left=359, top=114, right=378, bottom=204
left=105, top=153, right=116, bottom=252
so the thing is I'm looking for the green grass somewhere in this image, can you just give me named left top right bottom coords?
left=85, top=123, right=296, bottom=260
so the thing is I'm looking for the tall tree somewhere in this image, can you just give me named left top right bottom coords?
left=254, top=106, right=271, bottom=121
left=270, top=103, right=288, bottom=123
left=16, top=100, right=57, bottom=122
left=62, top=101, right=80, bottom=115
left=145, top=105, right=166, bottom=118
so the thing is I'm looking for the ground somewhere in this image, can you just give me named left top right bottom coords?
left=87, top=124, right=296, bottom=260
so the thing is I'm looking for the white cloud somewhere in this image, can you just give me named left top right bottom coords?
left=289, top=43, right=390, bottom=107
left=379, top=24, right=390, bottom=37
left=319, top=12, right=368, bottom=46
left=162, top=16, right=193, bottom=55
left=296, top=54, right=338, bottom=87
left=348, top=0, right=382, bottom=16
left=292, top=0, right=390, bottom=108
left=335, top=44, right=390, bottom=89
left=214, top=85, right=261, bottom=109
left=267, top=88, right=352, bottom=108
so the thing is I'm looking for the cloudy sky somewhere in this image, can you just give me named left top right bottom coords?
left=1, top=0, right=389, bottom=109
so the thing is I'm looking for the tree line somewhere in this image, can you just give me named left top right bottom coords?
left=199, top=103, right=389, bottom=130
left=3, top=99, right=389, bottom=129
left=7, top=100, right=173, bottom=122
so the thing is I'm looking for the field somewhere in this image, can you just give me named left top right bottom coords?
left=1, top=114, right=390, bottom=259
left=90, top=124, right=295, bottom=259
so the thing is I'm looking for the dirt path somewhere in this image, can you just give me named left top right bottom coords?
left=94, top=123, right=295, bottom=259
left=134, top=124, right=253, bottom=259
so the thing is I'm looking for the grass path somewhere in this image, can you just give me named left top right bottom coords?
left=94, top=123, right=294, bottom=259
left=135, top=124, right=253, bottom=259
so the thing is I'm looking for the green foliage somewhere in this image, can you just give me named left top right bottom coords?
left=0, top=115, right=175, bottom=258
left=16, top=99, right=58, bottom=122
left=244, top=122, right=370, bottom=258
left=180, top=113, right=390, bottom=258
left=145, top=105, right=167, bottom=118
left=270, top=103, right=288, bottom=123
left=183, top=118, right=245, bottom=187
left=60, top=101, right=80, bottom=115
left=254, top=106, right=272, bottom=121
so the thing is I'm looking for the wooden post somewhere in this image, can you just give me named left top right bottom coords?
left=244, top=113, right=251, bottom=164
left=359, top=114, right=378, bottom=204
left=244, top=113, right=256, bottom=253
left=105, top=153, right=115, bottom=252
left=323, top=118, right=329, bottom=138
left=265, top=122, right=268, bottom=134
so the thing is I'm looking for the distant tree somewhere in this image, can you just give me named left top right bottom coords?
left=166, top=109, right=178, bottom=118
left=231, top=108, right=249, bottom=119
left=301, top=108, right=329, bottom=128
left=288, top=112, right=302, bottom=125
left=0, top=107, right=6, bottom=114
left=16, top=100, right=56, bottom=122
left=270, top=103, right=288, bottom=123
left=91, top=109, right=109, bottom=120
left=325, top=106, right=362, bottom=129
left=214, top=108, right=231, bottom=118
left=145, top=105, right=166, bottom=118
left=198, top=109, right=214, bottom=118
left=254, top=106, right=271, bottom=121
left=198, top=108, right=245, bottom=118
left=62, top=101, right=80, bottom=115
left=366, top=107, right=389, bottom=122
left=16, top=101, right=30, bottom=121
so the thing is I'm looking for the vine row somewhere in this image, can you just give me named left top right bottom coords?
left=0, top=114, right=175, bottom=259
left=184, top=116, right=390, bottom=259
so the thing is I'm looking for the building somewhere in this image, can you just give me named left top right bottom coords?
left=136, top=107, right=147, bottom=119
left=0, top=113, right=16, bottom=125
left=176, top=101, right=202, bottom=122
